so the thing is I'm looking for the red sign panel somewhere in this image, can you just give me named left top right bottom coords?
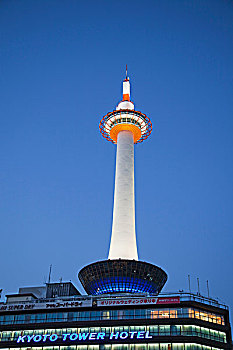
left=97, top=296, right=180, bottom=307
left=156, top=297, right=180, bottom=304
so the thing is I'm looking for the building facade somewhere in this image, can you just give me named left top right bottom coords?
left=0, top=288, right=232, bottom=350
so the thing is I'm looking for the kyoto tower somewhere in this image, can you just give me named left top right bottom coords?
left=79, top=69, right=167, bottom=295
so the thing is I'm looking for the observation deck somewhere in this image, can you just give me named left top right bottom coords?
left=99, top=109, right=152, bottom=144
left=78, top=260, right=167, bottom=295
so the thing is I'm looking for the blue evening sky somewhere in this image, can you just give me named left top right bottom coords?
left=0, top=0, right=233, bottom=319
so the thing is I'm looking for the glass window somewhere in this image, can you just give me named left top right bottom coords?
left=176, top=309, right=183, bottom=318
left=14, top=314, right=25, bottom=323
left=84, top=311, right=91, bottom=320
left=202, top=346, right=211, bottom=350
left=135, top=345, right=147, bottom=350
left=112, top=310, right=118, bottom=319
left=135, top=310, right=141, bottom=318
left=57, top=312, right=65, bottom=321
left=149, top=326, right=159, bottom=336
left=160, top=343, right=171, bottom=350
left=159, top=310, right=169, bottom=318
left=112, top=345, right=128, bottom=350
left=151, top=310, right=159, bottom=319
left=201, top=327, right=210, bottom=339
left=171, top=325, right=181, bottom=336
left=4, top=315, right=14, bottom=324
left=199, top=312, right=209, bottom=322
left=148, top=345, right=159, bottom=350
left=188, top=309, right=194, bottom=318
left=36, top=313, right=46, bottom=322
left=182, top=325, right=192, bottom=336
left=102, top=311, right=110, bottom=320
left=190, top=345, right=202, bottom=350
left=170, top=310, right=177, bottom=318
left=173, top=344, right=184, bottom=350
left=218, top=331, right=226, bottom=342
left=103, top=346, right=111, bottom=350
left=46, top=313, right=57, bottom=322
left=159, top=325, right=170, bottom=336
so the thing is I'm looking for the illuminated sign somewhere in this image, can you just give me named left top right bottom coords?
left=97, top=296, right=180, bottom=306
left=17, top=331, right=152, bottom=343
left=1, top=296, right=180, bottom=313
left=0, top=299, right=92, bottom=312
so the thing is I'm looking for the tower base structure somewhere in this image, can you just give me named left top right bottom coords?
left=78, top=259, right=167, bottom=295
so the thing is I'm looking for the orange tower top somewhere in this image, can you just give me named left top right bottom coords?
left=99, top=69, right=152, bottom=144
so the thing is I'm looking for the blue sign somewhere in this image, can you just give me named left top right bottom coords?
left=17, top=331, right=152, bottom=343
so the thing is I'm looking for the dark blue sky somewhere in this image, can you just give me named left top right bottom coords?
left=0, top=0, right=233, bottom=319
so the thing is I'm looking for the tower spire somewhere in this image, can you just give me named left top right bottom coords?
left=123, top=66, right=131, bottom=102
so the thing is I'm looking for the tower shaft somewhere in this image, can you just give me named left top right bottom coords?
left=108, top=130, right=138, bottom=260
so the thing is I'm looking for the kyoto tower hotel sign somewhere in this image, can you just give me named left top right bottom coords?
left=78, top=70, right=167, bottom=295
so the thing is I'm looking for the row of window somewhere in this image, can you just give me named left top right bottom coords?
left=0, top=308, right=224, bottom=326
left=0, top=343, right=225, bottom=350
left=0, top=325, right=227, bottom=343
left=108, top=118, right=141, bottom=128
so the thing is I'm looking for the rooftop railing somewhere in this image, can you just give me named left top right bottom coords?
left=0, top=292, right=228, bottom=310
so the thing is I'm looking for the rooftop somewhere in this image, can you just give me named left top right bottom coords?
left=0, top=291, right=228, bottom=311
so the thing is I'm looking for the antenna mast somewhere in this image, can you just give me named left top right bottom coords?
left=48, top=264, right=52, bottom=284
left=188, top=274, right=191, bottom=294
left=197, top=277, right=200, bottom=295
left=207, top=280, right=210, bottom=298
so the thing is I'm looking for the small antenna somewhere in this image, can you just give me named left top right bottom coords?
left=48, top=264, right=52, bottom=284
left=126, top=64, right=128, bottom=80
left=188, top=274, right=191, bottom=294
left=197, top=277, right=200, bottom=295
left=207, top=280, right=210, bottom=298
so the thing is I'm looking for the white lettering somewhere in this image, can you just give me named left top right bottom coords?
left=120, top=332, right=128, bottom=339
left=17, top=331, right=152, bottom=344
left=137, top=331, right=145, bottom=339
left=63, top=334, right=70, bottom=341
left=129, top=331, right=137, bottom=339
left=43, top=334, right=50, bottom=342
left=27, top=335, right=34, bottom=342
left=145, top=331, right=152, bottom=339
left=17, top=336, right=26, bottom=343
left=34, top=335, right=42, bottom=342
left=110, top=332, right=119, bottom=339
left=50, top=334, right=58, bottom=342
left=70, top=333, right=78, bottom=341
left=79, top=333, right=89, bottom=340
left=89, top=333, right=97, bottom=340
left=97, top=332, right=105, bottom=340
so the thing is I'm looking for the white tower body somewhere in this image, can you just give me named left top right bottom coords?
left=99, top=74, right=152, bottom=261
left=108, top=130, right=138, bottom=260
